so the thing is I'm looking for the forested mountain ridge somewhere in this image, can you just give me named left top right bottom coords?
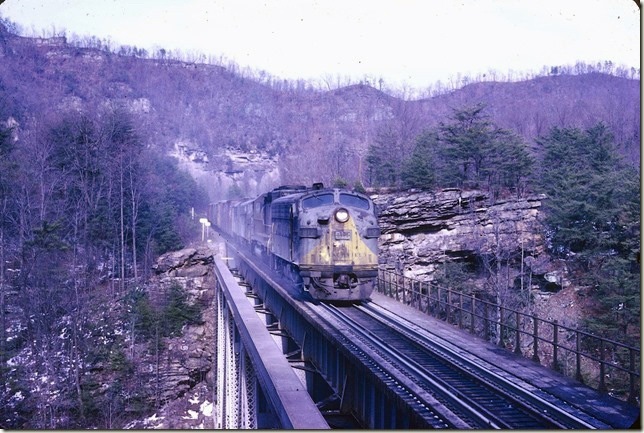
left=0, top=23, right=639, bottom=199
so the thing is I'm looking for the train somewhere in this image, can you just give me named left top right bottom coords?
left=207, top=183, right=380, bottom=301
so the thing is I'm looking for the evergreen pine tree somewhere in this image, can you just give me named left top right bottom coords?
left=437, top=103, right=532, bottom=195
left=537, top=123, right=640, bottom=343
left=352, top=181, right=367, bottom=194
left=401, top=131, right=437, bottom=189
left=366, top=127, right=400, bottom=187
left=438, top=103, right=495, bottom=187
left=162, top=283, right=202, bottom=336
left=333, top=176, right=348, bottom=188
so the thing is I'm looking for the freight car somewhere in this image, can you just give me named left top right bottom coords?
left=208, top=183, right=380, bottom=301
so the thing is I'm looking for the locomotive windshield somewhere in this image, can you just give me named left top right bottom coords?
left=339, top=193, right=369, bottom=209
left=302, top=193, right=334, bottom=209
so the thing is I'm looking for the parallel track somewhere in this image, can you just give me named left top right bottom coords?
left=320, top=302, right=599, bottom=429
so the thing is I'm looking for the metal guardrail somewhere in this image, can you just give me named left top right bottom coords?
left=212, top=258, right=329, bottom=429
left=376, top=268, right=640, bottom=404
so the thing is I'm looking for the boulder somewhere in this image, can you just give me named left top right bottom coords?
left=153, top=248, right=198, bottom=274
left=175, top=264, right=209, bottom=278
left=152, top=247, right=214, bottom=275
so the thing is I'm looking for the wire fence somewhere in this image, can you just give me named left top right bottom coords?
left=376, top=268, right=640, bottom=404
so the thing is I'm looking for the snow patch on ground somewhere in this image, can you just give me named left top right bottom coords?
left=200, top=400, right=213, bottom=417
left=142, top=412, right=163, bottom=429
left=9, top=390, right=25, bottom=403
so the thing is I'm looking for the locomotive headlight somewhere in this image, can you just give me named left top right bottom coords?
left=335, top=208, right=350, bottom=223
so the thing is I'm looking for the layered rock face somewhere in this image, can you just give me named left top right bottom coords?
left=126, top=246, right=217, bottom=429
left=153, top=247, right=213, bottom=279
left=151, top=247, right=215, bottom=396
left=372, top=189, right=548, bottom=281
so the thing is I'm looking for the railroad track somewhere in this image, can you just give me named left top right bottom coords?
left=319, top=301, right=601, bottom=429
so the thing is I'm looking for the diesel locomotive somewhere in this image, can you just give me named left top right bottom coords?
left=208, top=183, right=380, bottom=301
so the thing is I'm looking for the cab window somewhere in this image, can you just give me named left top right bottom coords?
left=302, top=193, right=334, bottom=209
left=339, top=193, right=370, bottom=209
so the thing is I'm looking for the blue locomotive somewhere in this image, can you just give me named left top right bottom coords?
left=208, top=183, right=380, bottom=301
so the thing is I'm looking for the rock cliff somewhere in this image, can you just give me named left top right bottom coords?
left=371, top=189, right=589, bottom=355
left=372, top=189, right=566, bottom=291
left=125, top=246, right=217, bottom=428
left=171, top=141, right=281, bottom=202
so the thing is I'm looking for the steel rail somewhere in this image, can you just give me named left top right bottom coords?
left=377, top=267, right=640, bottom=401
left=320, top=303, right=509, bottom=429
left=359, top=302, right=605, bottom=429
left=217, top=233, right=605, bottom=429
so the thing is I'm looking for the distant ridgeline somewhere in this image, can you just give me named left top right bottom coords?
left=0, top=17, right=639, bottom=194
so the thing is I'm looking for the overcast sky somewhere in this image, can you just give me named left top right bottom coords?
left=0, top=0, right=640, bottom=90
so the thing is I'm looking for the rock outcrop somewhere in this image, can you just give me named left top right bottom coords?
left=170, top=140, right=281, bottom=202
left=152, top=247, right=214, bottom=276
left=126, top=245, right=216, bottom=429
left=372, top=189, right=550, bottom=282
left=149, top=247, right=215, bottom=397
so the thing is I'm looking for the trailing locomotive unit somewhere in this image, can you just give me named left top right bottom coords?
left=208, top=184, right=380, bottom=301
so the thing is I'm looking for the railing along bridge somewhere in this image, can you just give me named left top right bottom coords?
left=377, top=268, right=641, bottom=404
left=212, top=256, right=328, bottom=428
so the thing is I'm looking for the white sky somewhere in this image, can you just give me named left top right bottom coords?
left=0, top=0, right=640, bottom=90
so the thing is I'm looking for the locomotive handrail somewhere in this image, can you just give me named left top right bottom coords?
left=376, top=267, right=640, bottom=404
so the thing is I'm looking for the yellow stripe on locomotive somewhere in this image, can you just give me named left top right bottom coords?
left=300, top=212, right=378, bottom=267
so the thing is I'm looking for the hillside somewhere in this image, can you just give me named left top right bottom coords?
left=0, top=22, right=639, bottom=429
left=0, top=25, right=639, bottom=200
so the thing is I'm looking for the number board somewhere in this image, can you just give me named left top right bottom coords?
left=334, top=230, right=352, bottom=240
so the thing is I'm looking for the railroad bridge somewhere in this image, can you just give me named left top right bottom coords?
left=209, top=236, right=639, bottom=429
